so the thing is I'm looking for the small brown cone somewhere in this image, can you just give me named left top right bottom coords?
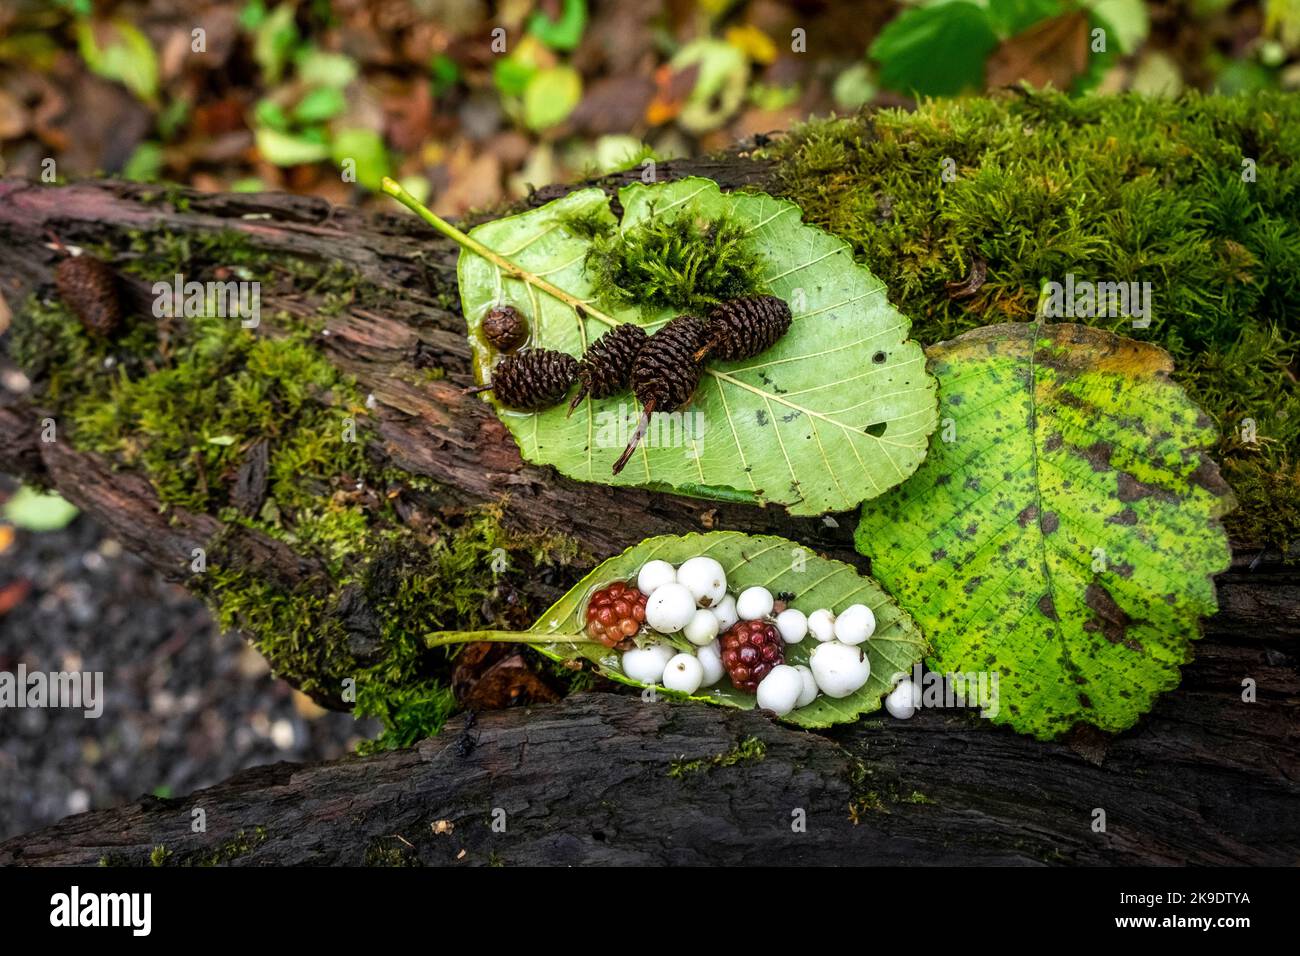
left=55, top=255, right=123, bottom=337
left=567, top=322, right=647, bottom=417
left=467, top=348, right=578, bottom=410
left=612, top=315, right=707, bottom=474
left=694, top=294, right=792, bottom=362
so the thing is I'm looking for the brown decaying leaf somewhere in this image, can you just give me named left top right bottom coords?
left=986, top=11, right=1091, bottom=91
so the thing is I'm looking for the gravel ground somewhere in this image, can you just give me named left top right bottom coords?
left=0, top=510, right=378, bottom=843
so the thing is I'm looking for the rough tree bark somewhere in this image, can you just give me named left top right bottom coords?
left=0, top=153, right=1296, bottom=865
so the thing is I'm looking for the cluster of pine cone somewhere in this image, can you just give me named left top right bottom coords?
left=471, top=294, right=792, bottom=474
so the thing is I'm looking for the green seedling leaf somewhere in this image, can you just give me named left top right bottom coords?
left=331, top=128, right=389, bottom=190
left=75, top=17, right=159, bottom=102
left=527, top=0, right=588, bottom=51
left=426, top=531, right=927, bottom=728
left=855, top=322, right=1235, bottom=739
left=254, top=126, right=330, bottom=165
left=4, top=486, right=79, bottom=532
left=523, top=65, right=582, bottom=131
left=447, top=177, right=937, bottom=515
left=293, top=86, right=347, bottom=123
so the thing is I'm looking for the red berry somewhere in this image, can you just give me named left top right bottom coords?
left=720, top=620, right=784, bottom=692
left=585, top=581, right=648, bottom=648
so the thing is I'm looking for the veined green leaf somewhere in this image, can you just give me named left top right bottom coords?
left=522, top=531, right=927, bottom=728
left=855, top=322, right=1235, bottom=739
left=457, top=177, right=938, bottom=515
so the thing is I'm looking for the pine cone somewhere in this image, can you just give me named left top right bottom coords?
left=568, top=322, right=647, bottom=415
left=55, top=255, right=123, bottom=337
left=613, top=315, right=708, bottom=474
left=470, top=348, right=577, bottom=410
left=481, top=305, right=528, bottom=352
left=695, top=294, right=792, bottom=362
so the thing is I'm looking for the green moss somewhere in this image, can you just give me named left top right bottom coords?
left=10, top=229, right=585, bottom=750
left=668, top=735, right=767, bottom=777
left=148, top=845, right=171, bottom=866
left=767, top=91, right=1300, bottom=556
left=585, top=204, right=766, bottom=316
left=363, top=837, right=423, bottom=866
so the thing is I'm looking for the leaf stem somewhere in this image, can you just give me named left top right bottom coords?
left=380, top=176, right=618, bottom=327
left=424, top=629, right=603, bottom=650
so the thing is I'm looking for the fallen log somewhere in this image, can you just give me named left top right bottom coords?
left=0, top=115, right=1296, bottom=864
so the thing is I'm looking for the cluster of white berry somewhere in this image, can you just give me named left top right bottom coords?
left=608, top=555, right=880, bottom=717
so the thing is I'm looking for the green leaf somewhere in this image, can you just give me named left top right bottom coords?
left=670, top=39, right=749, bottom=133
left=75, top=17, right=159, bottom=102
left=254, top=126, right=331, bottom=165
left=524, top=531, right=926, bottom=728
left=293, top=85, right=347, bottom=123
left=987, top=0, right=1063, bottom=37
left=330, top=128, right=389, bottom=190
left=870, top=1, right=999, bottom=96
left=457, top=177, right=938, bottom=515
left=4, top=486, right=79, bottom=532
left=252, top=3, right=298, bottom=83
left=295, top=48, right=358, bottom=89
left=523, top=65, right=582, bottom=131
left=527, top=0, right=588, bottom=51
left=854, top=322, right=1235, bottom=740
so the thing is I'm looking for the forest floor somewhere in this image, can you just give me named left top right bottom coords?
left=0, top=491, right=376, bottom=841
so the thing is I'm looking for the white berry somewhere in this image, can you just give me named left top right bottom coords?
left=833, top=603, right=876, bottom=645
left=807, top=608, right=836, bottom=642
left=755, top=664, right=803, bottom=716
left=793, top=665, right=818, bottom=708
left=696, top=640, right=725, bottom=686
left=621, top=641, right=675, bottom=684
left=885, top=678, right=922, bottom=719
left=774, top=608, right=808, bottom=644
left=683, top=608, right=719, bottom=646
left=712, top=594, right=739, bottom=632
left=637, top=560, right=677, bottom=596
left=809, top=641, right=871, bottom=698
left=662, top=653, right=704, bottom=694
left=676, top=556, right=727, bottom=607
left=644, top=582, right=696, bottom=633
left=736, top=586, right=774, bottom=621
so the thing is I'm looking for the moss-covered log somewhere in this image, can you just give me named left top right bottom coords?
left=0, top=92, right=1296, bottom=766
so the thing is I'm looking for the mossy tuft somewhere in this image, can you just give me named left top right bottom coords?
left=585, top=205, right=766, bottom=316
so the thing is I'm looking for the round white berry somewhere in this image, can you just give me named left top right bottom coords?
left=809, top=641, right=871, bottom=698
left=644, top=582, right=696, bottom=633
left=793, top=664, right=818, bottom=708
left=676, top=556, right=727, bottom=608
left=833, top=603, right=876, bottom=645
left=662, top=653, right=704, bottom=694
left=712, top=594, right=739, bottom=633
left=736, top=586, right=774, bottom=621
left=620, top=641, right=675, bottom=685
left=683, top=608, right=720, bottom=647
left=774, top=608, right=808, bottom=644
left=807, top=608, right=836, bottom=642
left=696, top=640, right=725, bottom=687
left=885, top=678, right=922, bottom=719
left=755, top=665, right=803, bottom=716
left=637, top=560, right=677, bottom=596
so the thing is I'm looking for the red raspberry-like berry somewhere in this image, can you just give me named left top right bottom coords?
left=720, top=619, right=784, bottom=692
left=584, top=581, right=647, bottom=648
